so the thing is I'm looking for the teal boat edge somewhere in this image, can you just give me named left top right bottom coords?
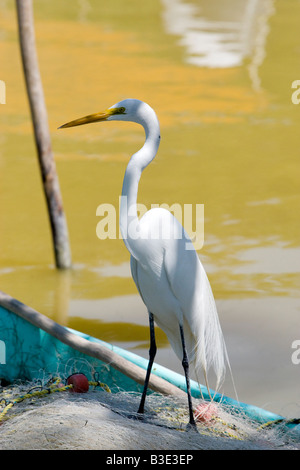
left=0, top=291, right=299, bottom=436
left=0, top=304, right=145, bottom=395
left=66, top=327, right=290, bottom=426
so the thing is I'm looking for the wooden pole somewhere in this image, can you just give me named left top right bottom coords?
left=16, top=0, right=72, bottom=269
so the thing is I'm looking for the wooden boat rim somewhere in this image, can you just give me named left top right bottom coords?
left=0, top=290, right=185, bottom=398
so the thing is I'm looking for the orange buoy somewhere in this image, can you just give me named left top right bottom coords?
left=67, top=373, right=89, bottom=393
left=194, top=402, right=218, bottom=423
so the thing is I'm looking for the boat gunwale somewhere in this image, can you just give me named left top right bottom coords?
left=1, top=290, right=299, bottom=432
left=0, top=290, right=185, bottom=398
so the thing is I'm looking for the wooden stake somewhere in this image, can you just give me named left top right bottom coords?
left=16, top=0, right=72, bottom=269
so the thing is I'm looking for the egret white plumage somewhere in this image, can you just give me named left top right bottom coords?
left=60, top=99, right=231, bottom=429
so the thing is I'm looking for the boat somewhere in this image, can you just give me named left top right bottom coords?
left=0, top=290, right=299, bottom=438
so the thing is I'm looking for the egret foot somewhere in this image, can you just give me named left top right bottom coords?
left=186, top=421, right=199, bottom=433
left=123, top=411, right=145, bottom=422
left=136, top=412, right=145, bottom=421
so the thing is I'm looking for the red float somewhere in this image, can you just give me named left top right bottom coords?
left=67, top=373, right=89, bottom=393
left=194, top=402, right=218, bottom=423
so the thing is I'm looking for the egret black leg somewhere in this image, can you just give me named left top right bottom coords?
left=179, top=324, right=197, bottom=430
left=138, top=312, right=157, bottom=414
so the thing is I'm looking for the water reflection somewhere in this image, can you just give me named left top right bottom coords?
left=91, top=262, right=131, bottom=278
left=235, top=245, right=300, bottom=275
left=162, top=0, right=274, bottom=89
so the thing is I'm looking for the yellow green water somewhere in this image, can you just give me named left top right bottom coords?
left=0, top=0, right=299, bottom=416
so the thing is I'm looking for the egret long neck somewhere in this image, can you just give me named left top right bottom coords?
left=120, top=160, right=141, bottom=245
left=120, top=115, right=160, bottom=259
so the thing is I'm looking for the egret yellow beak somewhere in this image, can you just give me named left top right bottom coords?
left=58, top=106, right=125, bottom=129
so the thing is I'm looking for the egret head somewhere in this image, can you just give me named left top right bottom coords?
left=59, top=99, right=157, bottom=129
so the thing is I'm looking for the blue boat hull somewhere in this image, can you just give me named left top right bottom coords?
left=0, top=291, right=299, bottom=436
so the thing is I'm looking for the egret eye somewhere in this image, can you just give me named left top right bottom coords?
left=119, top=107, right=126, bottom=114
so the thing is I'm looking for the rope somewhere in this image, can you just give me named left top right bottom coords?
left=259, top=418, right=300, bottom=430
left=89, top=381, right=111, bottom=393
left=91, top=372, right=111, bottom=393
left=151, top=405, right=245, bottom=441
left=1, top=376, right=298, bottom=442
left=0, top=376, right=111, bottom=424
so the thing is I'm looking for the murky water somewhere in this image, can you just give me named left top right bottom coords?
left=0, top=0, right=299, bottom=418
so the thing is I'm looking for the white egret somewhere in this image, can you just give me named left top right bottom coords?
left=60, top=99, right=230, bottom=429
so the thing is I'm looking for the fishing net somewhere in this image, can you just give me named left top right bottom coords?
left=0, top=371, right=299, bottom=450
